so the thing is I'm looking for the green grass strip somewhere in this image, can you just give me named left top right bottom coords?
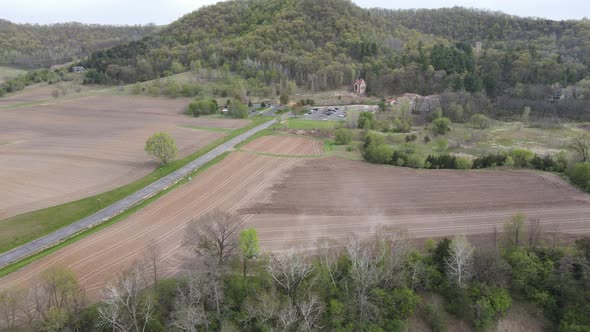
left=0, top=152, right=230, bottom=277
left=0, top=116, right=272, bottom=254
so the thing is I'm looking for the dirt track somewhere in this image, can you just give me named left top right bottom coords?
left=0, top=95, right=248, bottom=219
left=1, top=136, right=589, bottom=303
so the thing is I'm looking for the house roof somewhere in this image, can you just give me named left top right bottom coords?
left=354, top=79, right=365, bottom=85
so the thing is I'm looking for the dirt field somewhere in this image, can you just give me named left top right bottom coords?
left=1, top=135, right=589, bottom=304
left=0, top=94, right=249, bottom=219
left=0, top=149, right=307, bottom=299
left=241, top=135, right=324, bottom=155
left=241, top=158, right=590, bottom=251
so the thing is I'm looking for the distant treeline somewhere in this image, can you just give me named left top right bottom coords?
left=0, top=19, right=156, bottom=68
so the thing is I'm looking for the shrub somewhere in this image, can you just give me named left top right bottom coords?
left=334, top=128, right=353, bottom=145
left=364, top=143, right=394, bottom=164
left=510, top=149, right=534, bottom=168
left=425, top=154, right=457, bottom=169
left=424, top=135, right=431, bottom=143
left=530, top=154, right=565, bottom=172
left=358, top=111, right=374, bottom=129
left=570, top=162, right=590, bottom=191
left=470, top=113, right=493, bottom=129
left=431, top=117, right=452, bottom=135
left=456, top=157, right=473, bottom=169
left=472, top=153, right=508, bottom=169
left=405, top=134, right=417, bottom=142
left=188, top=98, right=218, bottom=117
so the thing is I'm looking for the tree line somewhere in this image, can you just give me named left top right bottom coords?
left=0, top=19, right=156, bottom=68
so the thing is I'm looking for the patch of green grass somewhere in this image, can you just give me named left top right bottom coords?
left=0, top=152, right=230, bottom=277
left=180, top=125, right=235, bottom=133
left=285, top=118, right=343, bottom=129
left=0, top=117, right=272, bottom=254
left=323, top=140, right=335, bottom=152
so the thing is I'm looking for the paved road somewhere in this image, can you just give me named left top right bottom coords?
left=0, top=117, right=278, bottom=268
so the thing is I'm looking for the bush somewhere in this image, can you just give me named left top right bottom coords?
left=570, top=162, right=590, bottom=191
left=431, top=117, right=452, bottom=135
left=358, top=111, right=374, bottom=129
left=334, top=128, right=353, bottom=145
left=510, top=149, right=534, bottom=168
left=456, top=157, right=473, bottom=169
left=425, top=154, right=457, bottom=169
left=405, top=134, right=417, bottom=142
left=470, top=113, right=493, bottom=129
left=472, top=153, right=508, bottom=169
left=424, top=135, right=431, bottom=143
left=188, top=98, right=218, bottom=117
left=530, top=154, right=566, bottom=172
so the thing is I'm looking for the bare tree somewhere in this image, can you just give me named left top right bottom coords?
left=242, top=290, right=279, bottom=327
left=345, top=235, right=381, bottom=324
left=297, top=294, right=324, bottom=331
left=267, top=250, right=314, bottom=302
left=527, top=218, right=544, bottom=249
left=144, top=239, right=161, bottom=290
left=472, top=248, right=511, bottom=287
left=0, top=287, right=22, bottom=329
left=183, top=210, right=244, bottom=265
left=98, top=264, right=154, bottom=332
left=171, top=275, right=212, bottom=332
left=276, top=301, right=298, bottom=332
left=569, top=135, right=590, bottom=162
left=445, top=235, right=474, bottom=288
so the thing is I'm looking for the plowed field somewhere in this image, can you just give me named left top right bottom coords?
left=241, top=158, right=590, bottom=251
left=0, top=150, right=306, bottom=300
left=242, top=135, right=323, bottom=155
left=0, top=95, right=248, bottom=219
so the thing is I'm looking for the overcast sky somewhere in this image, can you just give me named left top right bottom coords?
left=1, top=0, right=588, bottom=25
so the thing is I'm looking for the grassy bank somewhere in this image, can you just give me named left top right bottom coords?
left=0, top=116, right=271, bottom=254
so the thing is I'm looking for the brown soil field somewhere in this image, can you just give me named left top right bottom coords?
left=0, top=149, right=308, bottom=300
left=241, top=158, right=590, bottom=251
left=0, top=94, right=249, bottom=219
left=241, top=135, right=324, bottom=155
left=1, top=136, right=589, bottom=306
left=0, top=85, right=55, bottom=107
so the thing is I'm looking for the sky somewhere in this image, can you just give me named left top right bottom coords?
left=0, top=0, right=588, bottom=25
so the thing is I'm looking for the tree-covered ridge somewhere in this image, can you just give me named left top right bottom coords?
left=82, top=0, right=590, bottom=119
left=82, top=0, right=442, bottom=88
left=0, top=19, right=157, bottom=68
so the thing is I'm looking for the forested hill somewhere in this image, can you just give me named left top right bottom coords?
left=82, top=0, right=590, bottom=109
left=0, top=19, right=157, bottom=68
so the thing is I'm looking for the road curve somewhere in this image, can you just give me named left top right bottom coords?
left=0, top=117, right=277, bottom=268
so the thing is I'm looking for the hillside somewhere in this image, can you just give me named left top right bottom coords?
left=0, top=19, right=157, bottom=68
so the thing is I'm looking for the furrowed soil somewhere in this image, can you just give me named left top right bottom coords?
left=241, top=158, right=590, bottom=251
left=1, top=135, right=589, bottom=311
left=0, top=138, right=314, bottom=299
left=0, top=94, right=248, bottom=219
left=241, top=135, right=324, bottom=155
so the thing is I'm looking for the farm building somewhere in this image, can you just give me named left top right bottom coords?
left=353, top=79, right=366, bottom=95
